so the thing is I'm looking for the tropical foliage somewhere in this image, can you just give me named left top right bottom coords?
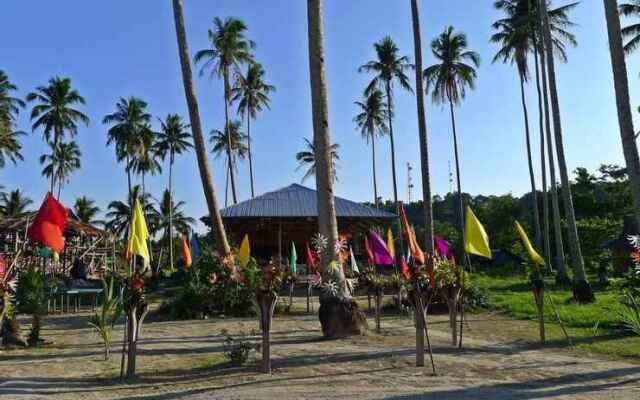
left=295, top=138, right=339, bottom=183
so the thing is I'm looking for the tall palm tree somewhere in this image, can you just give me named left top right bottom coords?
left=231, top=62, right=276, bottom=198
left=195, top=17, right=255, bottom=205
left=26, top=77, right=89, bottom=195
left=424, top=26, right=480, bottom=242
left=210, top=120, right=248, bottom=205
left=0, top=130, right=25, bottom=168
left=74, top=196, right=102, bottom=225
left=619, top=1, right=640, bottom=53
left=538, top=0, right=594, bottom=302
left=0, top=71, right=26, bottom=166
left=103, top=97, right=153, bottom=196
left=0, top=189, right=33, bottom=216
left=295, top=138, right=339, bottom=184
left=130, top=126, right=162, bottom=197
left=491, top=3, right=543, bottom=249
left=156, top=188, right=195, bottom=244
left=155, top=114, right=192, bottom=270
left=604, top=0, right=640, bottom=229
left=39, top=141, right=81, bottom=198
left=307, top=0, right=344, bottom=300
left=105, top=185, right=158, bottom=239
left=171, top=0, right=230, bottom=257
left=358, top=37, right=413, bottom=209
left=354, top=89, right=388, bottom=206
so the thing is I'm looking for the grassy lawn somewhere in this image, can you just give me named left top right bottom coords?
left=471, top=270, right=640, bottom=362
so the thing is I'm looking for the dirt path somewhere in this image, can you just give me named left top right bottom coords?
left=1, top=307, right=639, bottom=399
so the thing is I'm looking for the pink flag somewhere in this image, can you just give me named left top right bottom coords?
left=435, top=235, right=452, bottom=259
left=366, top=230, right=394, bottom=266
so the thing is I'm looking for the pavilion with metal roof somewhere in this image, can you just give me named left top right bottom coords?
left=205, top=184, right=396, bottom=259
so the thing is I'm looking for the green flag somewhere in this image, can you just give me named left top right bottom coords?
left=290, top=242, right=297, bottom=275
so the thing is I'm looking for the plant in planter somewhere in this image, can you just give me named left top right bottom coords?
left=433, top=257, right=464, bottom=346
left=89, top=275, right=123, bottom=360
left=255, top=261, right=284, bottom=373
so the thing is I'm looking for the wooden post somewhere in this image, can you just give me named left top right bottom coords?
left=258, top=290, right=277, bottom=374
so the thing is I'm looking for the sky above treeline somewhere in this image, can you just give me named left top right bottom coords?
left=1, top=0, right=638, bottom=231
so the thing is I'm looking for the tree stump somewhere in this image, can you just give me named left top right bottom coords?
left=257, top=289, right=278, bottom=373
left=318, top=297, right=367, bottom=338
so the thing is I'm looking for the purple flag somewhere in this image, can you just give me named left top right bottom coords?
left=435, top=235, right=452, bottom=259
left=366, top=230, right=394, bottom=266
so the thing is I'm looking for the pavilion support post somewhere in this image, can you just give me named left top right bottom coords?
left=278, top=222, right=282, bottom=267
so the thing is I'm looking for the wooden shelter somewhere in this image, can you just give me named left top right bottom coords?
left=203, top=184, right=396, bottom=260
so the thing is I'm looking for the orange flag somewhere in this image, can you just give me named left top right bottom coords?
left=28, top=193, right=68, bottom=253
left=181, top=235, right=192, bottom=268
left=398, top=202, right=425, bottom=265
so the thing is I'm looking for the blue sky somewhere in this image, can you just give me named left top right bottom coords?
left=1, top=1, right=638, bottom=231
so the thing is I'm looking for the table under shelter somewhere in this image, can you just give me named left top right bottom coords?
left=205, top=184, right=397, bottom=262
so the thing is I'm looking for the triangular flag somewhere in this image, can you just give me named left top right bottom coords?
left=400, top=256, right=411, bottom=280
left=305, top=242, right=315, bottom=273
left=515, top=221, right=545, bottom=266
left=367, top=230, right=394, bottom=266
left=190, top=233, right=201, bottom=262
left=386, top=228, right=395, bottom=259
left=127, top=198, right=150, bottom=265
left=435, top=235, right=452, bottom=259
left=28, top=193, right=68, bottom=253
left=464, top=206, right=492, bottom=259
left=290, top=242, right=297, bottom=275
left=238, top=234, right=251, bottom=267
left=181, top=235, right=192, bottom=268
left=349, top=246, right=360, bottom=274
left=399, top=203, right=425, bottom=265
left=364, top=235, right=375, bottom=265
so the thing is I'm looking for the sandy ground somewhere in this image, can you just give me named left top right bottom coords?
left=1, top=298, right=640, bottom=400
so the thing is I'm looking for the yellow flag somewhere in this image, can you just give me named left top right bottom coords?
left=386, top=228, right=395, bottom=258
left=515, top=221, right=545, bottom=266
left=238, top=234, right=251, bottom=267
left=464, top=206, right=492, bottom=259
left=127, top=198, right=150, bottom=264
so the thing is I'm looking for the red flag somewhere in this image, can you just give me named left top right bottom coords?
left=28, top=193, right=67, bottom=253
left=364, top=235, right=375, bottom=265
left=181, top=235, right=192, bottom=268
left=400, top=256, right=411, bottom=280
left=305, top=242, right=316, bottom=273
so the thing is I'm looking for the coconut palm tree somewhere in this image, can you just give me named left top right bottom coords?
left=39, top=141, right=81, bottom=198
left=604, top=0, right=640, bottom=229
left=424, top=26, right=480, bottom=240
left=156, top=188, right=195, bottom=244
left=619, top=1, right=640, bottom=53
left=130, top=126, right=162, bottom=197
left=354, top=89, right=388, bottom=206
left=358, top=37, right=413, bottom=209
left=103, top=97, right=153, bottom=196
left=171, top=0, right=230, bottom=257
left=295, top=138, right=339, bottom=184
left=231, top=62, right=276, bottom=198
left=538, top=0, right=594, bottom=302
left=105, top=185, right=158, bottom=239
left=491, top=1, right=543, bottom=249
left=210, top=120, right=248, bottom=204
left=195, top=17, right=255, bottom=205
left=0, top=189, right=33, bottom=216
left=155, top=114, right=192, bottom=270
left=26, top=77, right=89, bottom=195
left=0, top=71, right=26, bottom=166
left=74, top=196, right=102, bottom=225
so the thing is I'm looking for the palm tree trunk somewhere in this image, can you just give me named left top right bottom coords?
left=171, top=0, right=230, bottom=256
left=247, top=112, right=255, bottom=198
left=449, top=99, right=464, bottom=240
left=539, top=0, right=593, bottom=302
left=51, top=126, right=61, bottom=196
left=603, top=0, right=640, bottom=228
left=225, top=154, right=230, bottom=207
left=410, top=0, right=433, bottom=368
left=385, top=82, right=405, bottom=263
left=536, top=27, right=569, bottom=283
left=371, top=133, right=379, bottom=207
left=519, top=74, right=542, bottom=247
left=224, top=70, right=238, bottom=205
left=169, top=152, right=175, bottom=271
left=532, top=42, right=553, bottom=272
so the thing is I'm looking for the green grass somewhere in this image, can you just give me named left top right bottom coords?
left=471, top=271, right=640, bottom=361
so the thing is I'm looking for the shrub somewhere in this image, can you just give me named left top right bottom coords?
left=88, top=275, right=123, bottom=360
left=222, top=331, right=259, bottom=366
left=15, top=265, right=51, bottom=346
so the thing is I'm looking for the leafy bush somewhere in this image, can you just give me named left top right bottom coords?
left=15, top=265, right=52, bottom=346
left=88, top=275, right=123, bottom=360
left=619, top=292, right=640, bottom=336
left=222, top=330, right=259, bottom=366
left=159, top=252, right=257, bottom=319
left=462, top=282, right=491, bottom=310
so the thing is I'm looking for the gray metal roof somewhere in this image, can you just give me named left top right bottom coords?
left=220, top=184, right=396, bottom=219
